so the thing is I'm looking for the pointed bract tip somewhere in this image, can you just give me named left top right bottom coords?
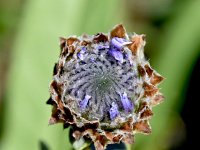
left=110, top=24, right=126, bottom=38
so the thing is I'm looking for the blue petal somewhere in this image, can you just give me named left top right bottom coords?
left=109, top=37, right=132, bottom=63
left=111, top=37, right=124, bottom=49
left=111, top=37, right=131, bottom=50
left=80, top=95, right=91, bottom=109
left=81, top=46, right=87, bottom=52
left=77, top=52, right=84, bottom=60
left=110, top=47, right=124, bottom=63
left=77, top=47, right=87, bottom=60
left=120, top=92, right=133, bottom=112
left=98, top=45, right=109, bottom=50
left=109, top=102, right=119, bottom=120
left=90, top=57, right=95, bottom=62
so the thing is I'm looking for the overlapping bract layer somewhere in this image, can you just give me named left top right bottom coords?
left=47, top=24, right=164, bottom=150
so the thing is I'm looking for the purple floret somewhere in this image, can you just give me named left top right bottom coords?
left=109, top=47, right=124, bottom=63
left=98, top=44, right=109, bottom=50
left=77, top=47, right=87, bottom=60
left=111, top=37, right=124, bottom=50
left=77, top=53, right=84, bottom=60
left=109, top=37, right=132, bottom=63
left=120, top=92, right=133, bottom=112
left=80, top=95, right=91, bottom=109
left=110, top=37, right=132, bottom=50
left=109, top=102, right=119, bottom=120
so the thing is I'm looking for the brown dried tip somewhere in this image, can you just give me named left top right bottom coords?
left=48, top=117, right=58, bottom=125
left=59, top=37, right=67, bottom=49
left=138, top=65, right=146, bottom=77
left=128, top=34, right=145, bottom=55
left=66, top=37, right=79, bottom=46
left=151, top=94, right=165, bottom=106
left=133, top=121, right=151, bottom=134
left=140, top=107, right=153, bottom=119
left=110, top=24, right=126, bottom=38
left=150, top=72, right=165, bottom=85
left=144, top=64, right=154, bottom=77
left=143, top=82, right=159, bottom=97
left=93, top=33, right=108, bottom=43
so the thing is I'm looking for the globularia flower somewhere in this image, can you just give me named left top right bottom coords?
left=47, top=24, right=164, bottom=150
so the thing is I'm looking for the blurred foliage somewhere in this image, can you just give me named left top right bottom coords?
left=0, top=0, right=25, bottom=143
left=0, top=0, right=200, bottom=150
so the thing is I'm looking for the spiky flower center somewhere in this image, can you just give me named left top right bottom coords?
left=62, top=38, right=142, bottom=121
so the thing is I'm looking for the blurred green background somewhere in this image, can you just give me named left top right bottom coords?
left=0, top=0, right=200, bottom=150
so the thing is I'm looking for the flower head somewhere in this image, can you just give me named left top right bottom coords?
left=47, top=24, right=164, bottom=150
